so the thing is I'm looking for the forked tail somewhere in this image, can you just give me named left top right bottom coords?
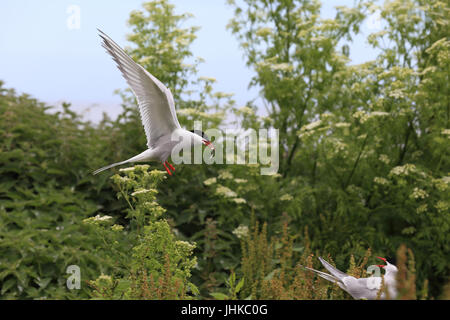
left=300, top=265, right=341, bottom=284
left=93, top=150, right=154, bottom=175
left=93, top=160, right=129, bottom=175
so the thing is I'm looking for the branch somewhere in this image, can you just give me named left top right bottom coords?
left=283, top=135, right=300, bottom=177
left=344, top=134, right=369, bottom=189
left=396, top=120, right=413, bottom=166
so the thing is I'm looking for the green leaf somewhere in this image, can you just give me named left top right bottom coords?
left=210, top=292, right=229, bottom=300
left=1, top=278, right=16, bottom=295
left=235, top=277, right=245, bottom=293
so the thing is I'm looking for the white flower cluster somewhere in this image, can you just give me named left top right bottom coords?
left=388, top=89, right=405, bottom=99
left=335, top=122, right=351, bottom=128
left=329, top=138, right=347, bottom=155
left=320, top=113, right=333, bottom=120
left=301, top=120, right=322, bottom=131
left=434, top=201, right=448, bottom=213
left=111, top=224, right=124, bottom=232
left=93, top=215, right=112, bottom=222
left=176, top=240, right=196, bottom=252
left=218, top=170, right=234, bottom=180
left=389, top=164, right=416, bottom=176
left=237, top=106, right=255, bottom=115
left=98, top=274, right=112, bottom=281
left=177, top=108, right=225, bottom=121
left=280, top=194, right=293, bottom=201
left=410, top=187, right=429, bottom=200
left=416, top=204, right=428, bottom=214
left=371, top=111, right=390, bottom=117
left=83, top=214, right=113, bottom=225
left=116, top=176, right=132, bottom=183
left=131, top=188, right=157, bottom=197
left=270, top=63, right=293, bottom=72
left=215, top=185, right=237, bottom=198
left=431, top=177, right=448, bottom=192
left=352, top=111, right=390, bottom=123
left=232, top=225, right=249, bottom=239
left=379, top=154, right=391, bottom=165
left=256, top=27, right=273, bottom=37
left=199, top=76, right=217, bottom=82
left=203, top=177, right=217, bottom=186
left=299, top=120, right=323, bottom=138
left=352, top=111, right=369, bottom=123
left=374, top=177, right=389, bottom=185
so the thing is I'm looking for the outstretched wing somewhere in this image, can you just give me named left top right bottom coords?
left=98, top=29, right=181, bottom=148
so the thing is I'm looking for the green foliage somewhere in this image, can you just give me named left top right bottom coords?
left=227, top=0, right=369, bottom=174
left=114, top=0, right=240, bottom=296
left=0, top=0, right=448, bottom=300
left=227, top=0, right=449, bottom=297
left=210, top=272, right=245, bottom=300
left=0, top=83, right=118, bottom=299
left=127, top=0, right=199, bottom=99
left=87, top=165, right=197, bottom=299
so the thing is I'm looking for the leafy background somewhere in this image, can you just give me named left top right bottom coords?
left=0, top=0, right=448, bottom=299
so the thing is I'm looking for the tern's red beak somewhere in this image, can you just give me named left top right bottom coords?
left=376, top=257, right=386, bottom=268
left=202, top=139, right=214, bottom=150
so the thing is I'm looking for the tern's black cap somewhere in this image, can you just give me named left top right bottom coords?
left=190, top=130, right=209, bottom=140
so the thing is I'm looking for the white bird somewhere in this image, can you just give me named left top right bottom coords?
left=301, top=256, right=398, bottom=300
left=93, top=30, right=214, bottom=176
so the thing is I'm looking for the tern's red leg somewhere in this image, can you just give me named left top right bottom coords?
left=166, top=161, right=175, bottom=171
left=163, top=162, right=172, bottom=176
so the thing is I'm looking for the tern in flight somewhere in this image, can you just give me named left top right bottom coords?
left=93, top=30, right=214, bottom=176
left=302, top=256, right=398, bottom=300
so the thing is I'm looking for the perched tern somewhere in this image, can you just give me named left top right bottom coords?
left=301, top=256, right=398, bottom=300
left=93, top=30, right=214, bottom=176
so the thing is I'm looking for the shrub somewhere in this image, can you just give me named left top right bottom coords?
left=87, top=165, right=198, bottom=299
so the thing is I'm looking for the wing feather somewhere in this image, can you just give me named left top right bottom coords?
left=98, top=29, right=180, bottom=148
left=302, top=266, right=341, bottom=284
left=318, top=257, right=350, bottom=280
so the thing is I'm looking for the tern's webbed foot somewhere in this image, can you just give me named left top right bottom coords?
left=163, top=161, right=175, bottom=176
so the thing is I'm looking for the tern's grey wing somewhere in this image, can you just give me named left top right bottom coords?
left=318, top=257, right=350, bottom=281
left=98, top=29, right=181, bottom=148
left=342, top=276, right=383, bottom=300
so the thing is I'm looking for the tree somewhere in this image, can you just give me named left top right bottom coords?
left=226, top=0, right=449, bottom=297
left=227, top=0, right=367, bottom=175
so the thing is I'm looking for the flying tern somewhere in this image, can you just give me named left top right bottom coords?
left=301, top=256, right=398, bottom=300
left=93, top=30, right=214, bottom=176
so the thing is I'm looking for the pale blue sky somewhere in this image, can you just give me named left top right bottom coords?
left=0, top=0, right=381, bottom=122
